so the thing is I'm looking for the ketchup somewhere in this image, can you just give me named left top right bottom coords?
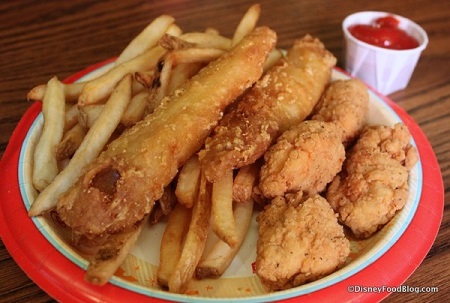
left=348, top=16, right=419, bottom=50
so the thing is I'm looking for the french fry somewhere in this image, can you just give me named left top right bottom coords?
left=168, top=173, right=212, bottom=293
left=115, top=15, right=175, bottom=64
left=81, top=64, right=115, bottom=82
left=149, top=203, right=164, bottom=225
left=135, top=71, right=156, bottom=89
left=146, top=91, right=163, bottom=115
left=149, top=185, right=178, bottom=224
left=170, top=48, right=225, bottom=65
left=263, top=48, right=283, bottom=72
left=211, top=170, right=238, bottom=247
left=64, top=103, right=79, bottom=131
left=27, top=81, right=85, bottom=103
left=62, top=81, right=86, bottom=102
left=159, top=184, right=178, bottom=216
left=28, top=74, right=133, bottom=216
left=120, top=90, right=149, bottom=127
left=180, top=32, right=232, bottom=50
left=32, top=77, right=65, bottom=191
left=26, top=84, right=46, bottom=102
left=175, top=155, right=201, bottom=208
left=232, top=163, right=259, bottom=203
left=159, top=34, right=195, bottom=51
left=164, top=23, right=183, bottom=39
left=85, top=216, right=148, bottom=285
left=153, top=48, right=225, bottom=102
left=78, top=46, right=166, bottom=106
left=204, top=27, right=220, bottom=35
left=196, top=198, right=254, bottom=278
left=131, top=77, right=147, bottom=95
left=231, top=3, right=261, bottom=46
left=156, top=53, right=174, bottom=100
left=78, top=104, right=105, bottom=129
left=55, top=123, right=87, bottom=161
left=166, top=62, right=203, bottom=94
left=157, top=203, right=191, bottom=287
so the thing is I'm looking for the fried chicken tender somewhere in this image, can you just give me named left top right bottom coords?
left=199, top=35, right=337, bottom=182
left=326, top=123, right=419, bottom=238
left=256, top=194, right=350, bottom=291
left=56, top=27, right=277, bottom=239
left=259, top=120, right=345, bottom=199
left=311, top=78, right=369, bottom=144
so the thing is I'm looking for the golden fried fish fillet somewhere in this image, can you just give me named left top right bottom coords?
left=56, top=27, right=277, bottom=238
left=256, top=194, right=350, bottom=291
left=311, top=78, right=369, bottom=144
left=199, top=35, right=336, bottom=182
left=259, top=120, right=345, bottom=199
left=326, top=123, right=419, bottom=238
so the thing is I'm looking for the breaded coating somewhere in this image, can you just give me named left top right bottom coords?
left=256, top=194, right=350, bottom=291
left=56, top=27, right=277, bottom=239
left=259, top=120, right=345, bottom=199
left=199, top=35, right=336, bottom=182
left=311, top=78, right=369, bottom=144
left=326, top=123, right=419, bottom=238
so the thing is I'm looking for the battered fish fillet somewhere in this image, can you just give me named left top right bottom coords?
left=256, top=194, right=350, bottom=291
left=199, top=35, right=336, bottom=182
left=56, top=27, right=277, bottom=239
left=326, top=123, right=419, bottom=238
left=259, top=120, right=345, bottom=199
left=311, top=79, right=369, bottom=144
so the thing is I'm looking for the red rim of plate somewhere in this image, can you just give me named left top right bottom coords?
left=0, top=61, right=443, bottom=303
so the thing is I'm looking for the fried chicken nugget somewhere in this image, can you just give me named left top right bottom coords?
left=311, top=78, right=369, bottom=144
left=326, top=123, right=419, bottom=238
left=56, top=27, right=277, bottom=238
left=256, top=194, right=350, bottom=291
left=199, top=35, right=336, bottom=182
left=259, top=120, right=345, bottom=199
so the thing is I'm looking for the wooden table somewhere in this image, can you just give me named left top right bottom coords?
left=1, top=1, right=448, bottom=302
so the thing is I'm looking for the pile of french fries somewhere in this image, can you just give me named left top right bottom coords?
left=28, top=4, right=282, bottom=293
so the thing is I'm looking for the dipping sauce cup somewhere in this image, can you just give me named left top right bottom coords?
left=342, top=11, right=428, bottom=95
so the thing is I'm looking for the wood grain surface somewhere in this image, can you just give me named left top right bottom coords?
left=1, top=0, right=448, bottom=302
